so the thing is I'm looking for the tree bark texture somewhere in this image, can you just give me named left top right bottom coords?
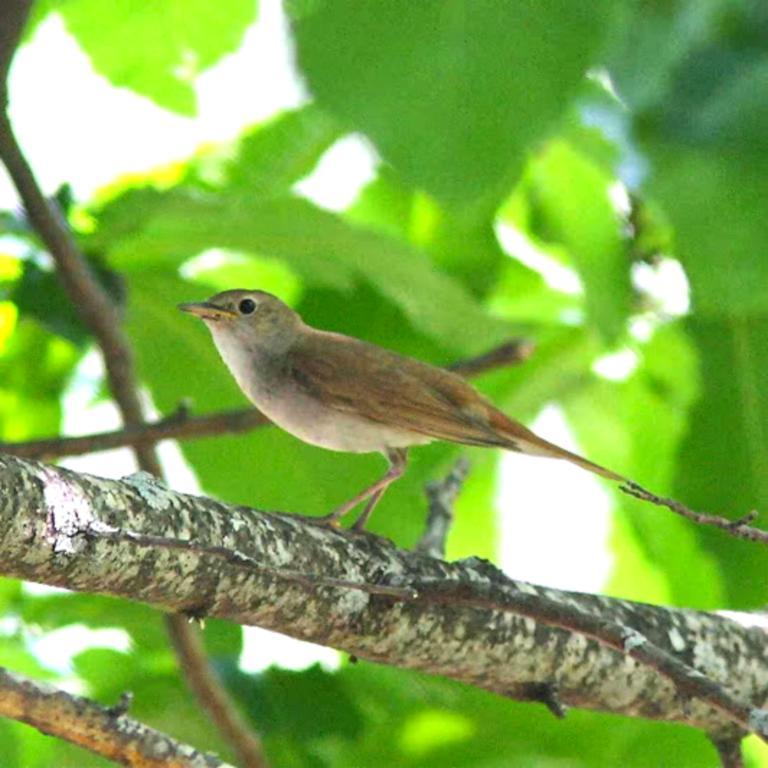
left=1, top=453, right=765, bottom=739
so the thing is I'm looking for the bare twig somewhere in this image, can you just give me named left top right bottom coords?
left=710, top=735, right=745, bottom=768
left=0, top=666, right=233, bottom=768
left=0, top=5, right=268, bottom=763
left=415, top=457, right=470, bottom=558
left=0, top=339, right=533, bottom=462
left=621, top=482, right=768, bottom=546
left=447, top=338, right=535, bottom=377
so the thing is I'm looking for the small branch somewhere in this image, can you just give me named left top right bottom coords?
left=415, top=457, right=470, bottom=558
left=447, top=338, right=535, bottom=377
left=522, top=682, right=568, bottom=720
left=710, top=735, right=745, bottom=768
left=0, top=406, right=270, bottom=460
left=0, top=339, right=533, bottom=462
left=621, top=482, right=768, bottom=546
left=0, top=666, right=233, bottom=768
left=166, top=619, right=267, bottom=768
left=0, top=1, right=31, bottom=98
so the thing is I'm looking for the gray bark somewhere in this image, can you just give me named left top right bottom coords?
left=1, top=453, right=766, bottom=738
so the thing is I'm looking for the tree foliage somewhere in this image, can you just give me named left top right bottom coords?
left=1, top=0, right=767, bottom=765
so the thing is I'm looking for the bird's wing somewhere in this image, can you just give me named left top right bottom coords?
left=286, top=330, right=625, bottom=482
left=286, top=331, right=509, bottom=448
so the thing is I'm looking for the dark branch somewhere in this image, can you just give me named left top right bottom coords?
left=0, top=406, right=270, bottom=460
left=709, top=735, right=745, bottom=768
left=87, top=521, right=766, bottom=742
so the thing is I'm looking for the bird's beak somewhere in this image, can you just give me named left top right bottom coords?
left=178, top=302, right=237, bottom=321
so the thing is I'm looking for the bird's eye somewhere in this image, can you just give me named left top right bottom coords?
left=238, top=298, right=256, bottom=315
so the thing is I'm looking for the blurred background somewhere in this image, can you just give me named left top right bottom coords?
left=1, top=0, right=767, bottom=765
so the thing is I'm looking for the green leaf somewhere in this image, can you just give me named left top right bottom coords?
left=291, top=0, right=617, bottom=213
left=55, top=0, right=258, bottom=115
left=615, top=0, right=768, bottom=317
left=100, top=192, right=510, bottom=354
left=227, top=661, right=718, bottom=767
left=643, top=149, right=768, bottom=317
left=217, top=106, right=342, bottom=195
left=674, top=316, right=768, bottom=608
left=0, top=317, right=81, bottom=441
left=519, top=139, right=631, bottom=343
left=565, top=323, right=725, bottom=608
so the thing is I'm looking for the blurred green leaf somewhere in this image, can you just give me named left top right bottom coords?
left=52, top=0, right=258, bottom=115
left=565, top=324, right=724, bottom=608
left=674, top=316, right=768, bottom=608
left=643, top=149, right=768, bottom=316
left=98, top=192, right=510, bottom=354
left=518, top=139, right=631, bottom=343
left=291, top=0, right=617, bottom=213
left=0, top=317, right=80, bottom=441
left=213, top=106, right=342, bottom=194
left=225, top=661, right=719, bottom=767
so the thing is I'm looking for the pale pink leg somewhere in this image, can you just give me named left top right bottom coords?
left=318, top=449, right=408, bottom=529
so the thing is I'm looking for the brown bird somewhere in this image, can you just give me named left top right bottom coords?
left=179, top=289, right=626, bottom=530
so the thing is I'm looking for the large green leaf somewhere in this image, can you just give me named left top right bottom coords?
left=564, top=324, right=725, bottom=608
left=673, top=317, right=768, bottom=608
left=99, top=192, right=510, bottom=354
left=612, top=0, right=768, bottom=317
left=54, top=0, right=258, bottom=115
left=224, top=661, right=718, bottom=767
left=291, top=0, right=617, bottom=213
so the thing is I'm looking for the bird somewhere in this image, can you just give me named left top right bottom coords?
left=179, top=289, right=626, bottom=531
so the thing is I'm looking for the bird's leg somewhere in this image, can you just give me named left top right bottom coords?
left=317, top=448, right=408, bottom=529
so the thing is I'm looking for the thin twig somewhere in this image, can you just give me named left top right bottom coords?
left=621, top=482, right=768, bottom=546
left=85, top=520, right=765, bottom=744
left=0, top=7, right=269, bottom=763
left=447, top=338, right=535, bottom=377
left=0, top=665, right=233, bottom=768
left=0, top=339, right=533, bottom=462
left=0, top=406, right=269, bottom=460
left=415, top=457, right=470, bottom=558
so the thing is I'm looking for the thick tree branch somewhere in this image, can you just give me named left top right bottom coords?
left=0, top=4, right=266, bottom=762
left=2, top=454, right=766, bottom=742
left=0, top=666, right=233, bottom=768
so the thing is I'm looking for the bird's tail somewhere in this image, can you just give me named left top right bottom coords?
left=490, top=411, right=626, bottom=483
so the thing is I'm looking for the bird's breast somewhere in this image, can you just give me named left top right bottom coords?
left=210, top=332, right=427, bottom=453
